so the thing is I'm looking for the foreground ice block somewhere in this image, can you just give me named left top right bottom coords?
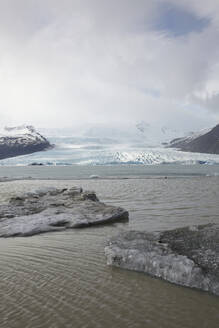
left=105, top=224, right=219, bottom=296
left=0, top=187, right=128, bottom=237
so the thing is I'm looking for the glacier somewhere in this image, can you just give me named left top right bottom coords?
left=0, top=123, right=219, bottom=166
left=1, top=143, right=219, bottom=166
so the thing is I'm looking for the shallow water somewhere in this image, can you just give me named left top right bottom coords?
left=0, top=173, right=219, bottom=327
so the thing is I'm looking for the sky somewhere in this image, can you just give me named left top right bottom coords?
left=0, top=0, right=219, bottom=132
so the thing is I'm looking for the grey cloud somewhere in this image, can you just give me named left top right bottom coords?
left=191, top=93, right=219, bottom=113
left=0, top=0, right=218, bottom=130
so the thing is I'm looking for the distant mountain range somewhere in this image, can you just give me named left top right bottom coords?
left=1, top=122, right=218, bottom=162
left=40, top=121, right=219, bottom=155
left=168, top=124, right=219, bottom=154
left=0, top=125, right=52, bottom=160
left=40, top=121, right=184, bottom=147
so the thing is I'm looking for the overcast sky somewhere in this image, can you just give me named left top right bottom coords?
left=0, top=0, right=219, bottom=131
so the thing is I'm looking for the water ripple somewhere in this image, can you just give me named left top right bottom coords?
left=0, top=178, right=219, bottom=327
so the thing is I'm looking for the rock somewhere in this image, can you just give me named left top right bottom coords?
left=0, top=187, right=128, bottom=237
left=0, top=125, right=53, bottom=160
left=81, top=191, right=99, bottom=201
left=28, top=162, right=44, bottom=166
left=105, top=224, right=219, bottom=296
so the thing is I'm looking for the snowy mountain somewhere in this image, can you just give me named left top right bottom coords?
left=42, top=121, right=184, bottom=147
left=168, top=125, right=219, bottom=154
left=135, top=121, right=184, bottom=146
left=0, top=125, right=52, bottom=160
left=1, top=123, right=219, bottom=166
left=168, top=128, right=210, bottom=147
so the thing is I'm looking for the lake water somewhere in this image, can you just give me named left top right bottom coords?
left=0, top=165, right=219, bottom=328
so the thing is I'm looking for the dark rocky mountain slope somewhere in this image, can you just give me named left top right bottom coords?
left=0, top=125, right=52, bottom=160
left=169, top=124, right=219, bottom=154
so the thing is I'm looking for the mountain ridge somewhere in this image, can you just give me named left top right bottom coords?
left=169, top=124, right=219, bottom=154
left=0, top=125, right=52, bottom=160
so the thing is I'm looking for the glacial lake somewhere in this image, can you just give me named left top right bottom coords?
left=0, top=164, right=219, bottom=328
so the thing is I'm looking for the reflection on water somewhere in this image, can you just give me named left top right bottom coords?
left=0, top=177, right=219, bottom=328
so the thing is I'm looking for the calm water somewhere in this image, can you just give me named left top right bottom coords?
left=0, top=165, right=219, bottom=328
left=1, top=163, right=219, bottom=180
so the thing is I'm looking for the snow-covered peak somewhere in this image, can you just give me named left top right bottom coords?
left=186, top=127, right=211, bottom=140
left=1, top=125, right=35, bottom=136
left=134, top=121, right=185, bottom=146
left=169, top=127, right=212, bottom=146
left=136, top=121, right=151, bottom=133
left=0, top=125, right=52, bottom=160
left=39, top=121, right=186, bottom=147
left=0, top=125, right=46, bottom=142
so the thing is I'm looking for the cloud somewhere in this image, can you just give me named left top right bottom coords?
left=0, top=0, right=218, bottom=130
